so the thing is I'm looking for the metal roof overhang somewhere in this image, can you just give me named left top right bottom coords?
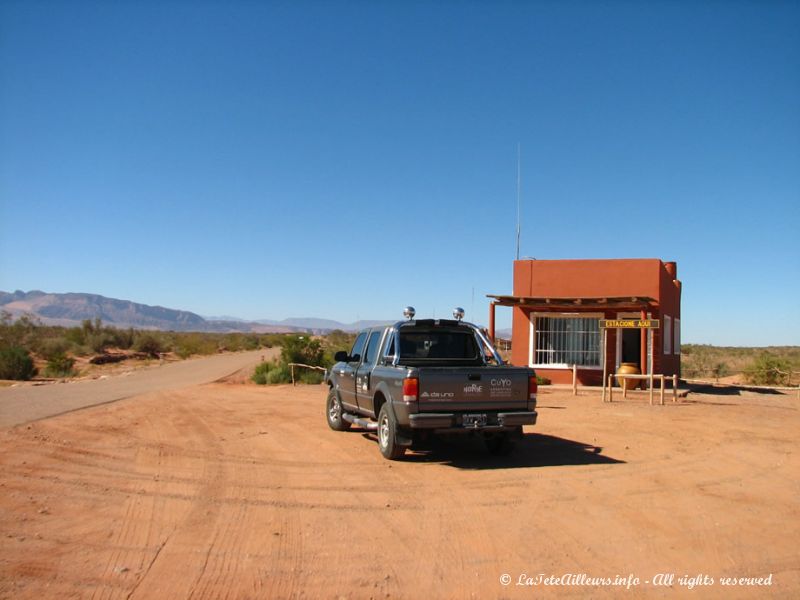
left=487, top=294, right=658, bottom=310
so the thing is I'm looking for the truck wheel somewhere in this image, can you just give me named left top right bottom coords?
left=378, top=404, right=405, bottom=460
left=485, top=432, right=515, bottom=456
left=326, top=388, right=351, bottom=431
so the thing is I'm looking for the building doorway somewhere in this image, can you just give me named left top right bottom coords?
left=620, top=329, right=642, bottom=369
left=615, top=312, right=649, bottom=374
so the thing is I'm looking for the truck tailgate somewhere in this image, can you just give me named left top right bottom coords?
left=417, top=368, right=529, bottom=412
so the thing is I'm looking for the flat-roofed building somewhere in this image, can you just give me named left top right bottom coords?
left=488, top=258, right=682, bottom=385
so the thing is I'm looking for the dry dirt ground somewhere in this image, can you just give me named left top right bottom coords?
left=0, top=383, right=798, bottom=599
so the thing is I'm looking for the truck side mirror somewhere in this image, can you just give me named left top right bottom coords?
left=334, top=350, right=349, bottom=362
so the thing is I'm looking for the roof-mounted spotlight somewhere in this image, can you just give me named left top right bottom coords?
left=403, top=306, right=416, bottom=320
left=453, top=307, right=465, bottom=321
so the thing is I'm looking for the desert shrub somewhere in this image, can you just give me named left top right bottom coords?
left=252, top=361, right=274, bottom=384
left=251, top=361, right=293, bottom=385
left=108, top=327, right=135, bottom=350
left=0, top=313, right=42, bottom=352
left=37, top=337, right=72, bottom=360
left=86, top=331, right=116, bottom=353
left=297, top=368, right=324, bottom=384
left=711, top=362, right=730, bottom=380
left=279, top=335, right=325, bottom=366
left=325, top=329, right=356, bottom=352
left=266, top=364, right=292, bottom=384
left=252, top=336, right=330, bottom=385
left=44, top=352, right=76, bottom=378
left=744, top=353, right=792, bottom=386
left=0, top=346, right=38, bottom=380
left=174, top=333, right=217, bottom=358
left=64, top=326, right=86, bottom=347
left=536, top=375, right=551, bottom=386
left=240, top=334, right=261, bottom=351
left=134, top=333, right=165, bottom=356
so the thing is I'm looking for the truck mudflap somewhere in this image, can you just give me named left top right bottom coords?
left=409, top=411, right=537, bottom=430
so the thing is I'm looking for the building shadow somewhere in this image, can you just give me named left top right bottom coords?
left=358, top=431, right=625, bottom=470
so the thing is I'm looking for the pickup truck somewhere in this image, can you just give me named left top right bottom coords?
left=325, top=307, right=538, bottom=460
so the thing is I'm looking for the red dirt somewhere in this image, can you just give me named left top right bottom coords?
left=0, top=384, right=797, bottom=598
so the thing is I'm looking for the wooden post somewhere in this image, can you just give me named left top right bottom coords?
left=290, top=364, right=295, bottom=386
left=640, top=308, right=648, bottom=386
left=572, top=364, right=577, bottom=396
left=608, top=374, right=614, bottom=403
left=601, top=328, right=608, bottom=402
left=648, top=329, right=654, bottom=405
left=660, top=375, right=665, bottom=405
left=623, top=377, right=628, bottom=398
left=673, top=374, right=678, bottom=403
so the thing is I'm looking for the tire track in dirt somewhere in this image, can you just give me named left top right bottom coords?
left=2, top=383, right=798, bottom=598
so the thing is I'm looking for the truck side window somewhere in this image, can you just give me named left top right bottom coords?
left=383, top=333, right=395, bottom=358
left=362, top=331, right=382, bottom=366
left=350, top=332, right=367, bottom=362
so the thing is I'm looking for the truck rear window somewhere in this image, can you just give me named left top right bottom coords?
left=398, top=329, right=481, bottom=363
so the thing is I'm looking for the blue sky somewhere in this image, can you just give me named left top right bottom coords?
left=1, top=1, right=798, bottom=345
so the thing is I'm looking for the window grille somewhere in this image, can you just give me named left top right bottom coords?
left=533, top=316, right=601, bottom=367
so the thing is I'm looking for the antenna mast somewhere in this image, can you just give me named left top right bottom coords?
left=515, top=143, right=521, bottom=260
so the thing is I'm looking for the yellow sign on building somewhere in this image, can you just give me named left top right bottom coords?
left=599, top=319, right=660, bottom=329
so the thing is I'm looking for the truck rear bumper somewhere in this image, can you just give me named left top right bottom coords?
left=408, top=411, right=537, bottom=430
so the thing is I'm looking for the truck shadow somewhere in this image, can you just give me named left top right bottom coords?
left=360, top=432, right=625, bottom=469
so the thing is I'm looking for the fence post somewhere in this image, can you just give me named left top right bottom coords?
left=290, top=364, right=295, bottom=386
left=649, top=372, right=654, bottom=406
left=608, top=375, right=614, bottom=403
left=673, top=374, right=678, bottom=403
left=572, top=365, right=577, bottom=396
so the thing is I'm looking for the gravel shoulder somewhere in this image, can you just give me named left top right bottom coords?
left=0, top=383, right=797, bottom=598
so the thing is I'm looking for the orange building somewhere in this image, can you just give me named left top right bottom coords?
left=488, top=258, right=682, bottom=385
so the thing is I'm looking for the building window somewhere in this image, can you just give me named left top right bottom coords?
left=532, top=315, right=601, bottom=367
left=674, top=318, right=681, bottom=355
left=663, top=316, right=672, bottom=355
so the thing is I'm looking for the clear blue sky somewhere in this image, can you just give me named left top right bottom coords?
left=1, top=1, right=798, bottom=345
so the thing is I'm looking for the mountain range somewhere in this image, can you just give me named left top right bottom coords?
left=0, top=290, right=392, bottom=334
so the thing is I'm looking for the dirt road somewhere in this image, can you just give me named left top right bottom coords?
left=0, top=349, right=274, bottom=427
left=1, top=383, right=797, bottom=599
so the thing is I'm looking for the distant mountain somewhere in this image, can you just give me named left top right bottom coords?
left=256, top=318, right=394, bottom=332
left=0, top=290, right=394, bottom=334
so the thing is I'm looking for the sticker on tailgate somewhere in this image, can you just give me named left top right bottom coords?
left=420, top=391, right=455, bottom=400
left=489, top=377, right=514, bottom=397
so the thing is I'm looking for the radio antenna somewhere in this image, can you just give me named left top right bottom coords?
left=515, top=142, right=521, bottom=260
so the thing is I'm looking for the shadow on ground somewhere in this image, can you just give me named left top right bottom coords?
left=686, top=383, right=784, bottom=396
left=357, top=431, right=624, bottom=470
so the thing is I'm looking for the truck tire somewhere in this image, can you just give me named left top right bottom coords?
left=326, top=388, right=351, bottom=431
left=378, top=404, right=405, bottom=460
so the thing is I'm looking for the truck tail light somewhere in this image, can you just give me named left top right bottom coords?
left=403, top=377, right=418, bottom=402
left=528, top=375, right=538, bottom=400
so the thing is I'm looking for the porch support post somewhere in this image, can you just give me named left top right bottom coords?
left=640, top=308, right=648, bottom=375
left=601, top=327, right=608, bottom=402
left=488, top=302, right=496, bottom=343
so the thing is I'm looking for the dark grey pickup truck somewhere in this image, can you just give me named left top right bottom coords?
left=325, top=307, right=538, bottom=460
